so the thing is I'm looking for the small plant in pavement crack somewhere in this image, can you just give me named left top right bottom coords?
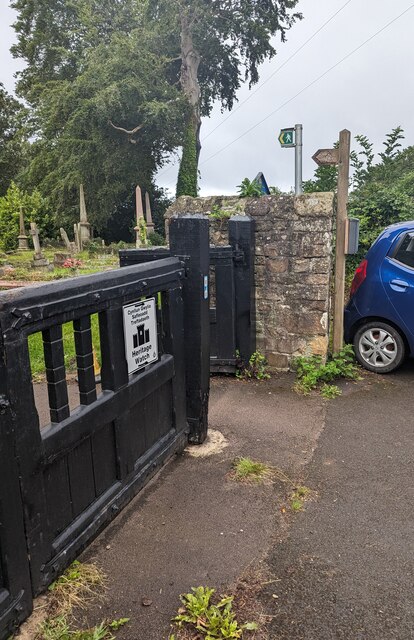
left=293, top=345, right=361, bottom=396
left=170, top=586, right=258, bottom=639
left=236, top=350, right=270, bottom=381
left=231, top=457, right=270, bottom=483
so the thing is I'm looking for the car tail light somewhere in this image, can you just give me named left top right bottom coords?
left=350, top=259, right=368, bottom=298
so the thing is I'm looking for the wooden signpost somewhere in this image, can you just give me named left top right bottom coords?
left=312, top=130, right=351, bottom=354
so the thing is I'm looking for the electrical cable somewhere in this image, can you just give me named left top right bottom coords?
left=202, top=0, right=354, bottom=142
left=200, top=2, right=414, bottom=167
left=157, top=0, right=354, bottom=179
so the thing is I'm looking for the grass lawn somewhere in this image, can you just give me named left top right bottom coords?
left=1, top=246, right=131, bottom=381
left=28, top=314, right=101, bottom=380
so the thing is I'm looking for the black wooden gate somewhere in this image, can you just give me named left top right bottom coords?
left=0, top=216, right=210, bottom=637
left=120, top=215, right=255, bottom=373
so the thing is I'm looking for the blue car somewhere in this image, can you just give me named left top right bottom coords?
left=344, top=221, right=414, bottom=373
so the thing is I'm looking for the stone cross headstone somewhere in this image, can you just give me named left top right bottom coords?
left=145, top=192, right=155, bottom=235
left=30, top=222, right=49, bottom=270
left=18, top=207, right=30, bottom=251
left=134, top=185, right=146, bottom=247
left=79, top=183, right=91, bottom=246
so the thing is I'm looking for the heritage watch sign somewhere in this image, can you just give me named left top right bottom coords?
left=278, top=128, right=295, bottom=147
left=123, top=298, right=158, bottom=374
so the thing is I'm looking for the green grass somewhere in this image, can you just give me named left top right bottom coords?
left=28, top=314, right=101, bottom=380
left=231, top=457, right=270, bottom=483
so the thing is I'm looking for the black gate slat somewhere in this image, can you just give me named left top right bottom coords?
left=41, top=355, right=175, bottom=462
left=214, top=256, right=236, bottom=363
left=67, top=439, right=96, bottom=518
left=161, top=286, right=187, bottom=436
left=43, top=457, right=72, bottom=538
left=73, top=316, right=97, bottom=406
left=0, top=222, right=209, bottom=633
left=43, top=325, right=70, bottom=423
left=91, top=424, right=117, bottom=497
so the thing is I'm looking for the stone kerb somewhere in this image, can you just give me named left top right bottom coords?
left=166, top=193, right=334, bottom=370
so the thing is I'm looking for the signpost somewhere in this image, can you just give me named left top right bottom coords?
left=123, top=298, right=158, bottom=375
left=278, top=124, right=303, bottom=195
left=312, top=131, right=351, bottom=353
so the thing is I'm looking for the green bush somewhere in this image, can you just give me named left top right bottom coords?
left=293, top=345, right=360, bottom=395
left=0, top=182, right=54, bottom=251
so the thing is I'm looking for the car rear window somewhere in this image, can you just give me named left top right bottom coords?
left=393, top=232, right=414, bottom=268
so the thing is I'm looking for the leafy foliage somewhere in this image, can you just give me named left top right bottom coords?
left=236, top=350, right=270, bottom=380
left=0, top=83, right=28, bottom=196
left=171, top=586, right=258, bottom=639
left=0, top=182, right=53, bottom=251
left=176, top=121, right=199, bottom=197
left=293, top=345, right=360, bottom=395
left=237, top=178, right=263, bottom=198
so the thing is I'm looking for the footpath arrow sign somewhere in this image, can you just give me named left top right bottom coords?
left=312, top=148, right=339, bottom=166
left=278, top=128, right=295, bottom=147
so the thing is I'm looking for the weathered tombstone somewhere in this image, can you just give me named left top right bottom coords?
left=134, top=185, right=146, bottom=247
left=18, top=207, right=30, bottom=251
left=30, top=222, right=49, bottom=270
left=144, top=192, right=155, bottom=235
left=73, top=223, right=82, bottom=252
left=79, top=184, right=91, bottom=246
left=53, top=252, right=71, bottom=267
left=60, top=227, right=77, bottom=254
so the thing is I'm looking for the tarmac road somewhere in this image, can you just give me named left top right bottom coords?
left=31, top=363, right=414, bottom=639
left=262, top=362, right=414, bottom=639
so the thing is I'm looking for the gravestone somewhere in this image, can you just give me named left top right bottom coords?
left=79, top=184, right=91, bottom=245
left=60, top=227, right=77, bottom=253
left=30, top=222, right=49, bottom=270
left=145, top=192, right=155, bottom=235
left=134, top=185, right=146, bottom=248
left=18, top=207, right=30, bottom=251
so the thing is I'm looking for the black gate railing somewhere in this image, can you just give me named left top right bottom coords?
left=120, top=215, right=255, bottom=373
left=0, top=216, right=209, bottom=639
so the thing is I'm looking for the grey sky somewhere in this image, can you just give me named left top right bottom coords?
left=1, top=0, right=414, bottom=197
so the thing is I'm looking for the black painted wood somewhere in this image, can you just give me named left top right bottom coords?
left=228, top=216, right=256, bottom=365
left=73, top=316, right=96, bottom=406
left=169, top=216, right=210, bottom=444
left=0, top=256, right=190, bottom=620
left=43, top=325, right=70, bottom=423
left=0, top=333, right=33, bottom=639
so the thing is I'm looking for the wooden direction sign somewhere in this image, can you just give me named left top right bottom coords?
left=312, top=148, right=339, bottom=166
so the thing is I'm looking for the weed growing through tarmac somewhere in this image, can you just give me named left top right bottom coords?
left=293, top=345, right=361, bottom=396
left=231, top=457, right=271, bottom=483
left=236, top=351, right=270, bottom=381
left=37, top=561, right=129, bottom=640
left=230, top=458, right=316, bottom=515
left=169, top=586, right=258, bottom=639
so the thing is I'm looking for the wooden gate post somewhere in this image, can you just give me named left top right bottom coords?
left=169, top=215, right=210, bottom=444
left=228, top=216, right=256, bottom=366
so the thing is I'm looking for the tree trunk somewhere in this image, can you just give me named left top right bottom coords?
left=176, top=8, right=201, bottom=198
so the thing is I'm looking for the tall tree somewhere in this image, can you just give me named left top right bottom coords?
left=11, top=0, right=185, bottom=235
left=0, top=83, right=28, bottom=196
left=147, top=0, right=302, bottom=196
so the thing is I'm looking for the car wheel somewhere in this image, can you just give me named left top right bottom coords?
left=353, top=321, right=405, bottom=373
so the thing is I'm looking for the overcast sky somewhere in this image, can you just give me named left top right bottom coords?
left=1, top=0, right=414, bottom=196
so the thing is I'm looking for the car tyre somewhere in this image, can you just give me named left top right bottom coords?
left=353, top=321, right=405, bottom=373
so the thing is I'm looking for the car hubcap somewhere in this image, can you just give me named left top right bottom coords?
left=358, top=329, right=398, bottom=368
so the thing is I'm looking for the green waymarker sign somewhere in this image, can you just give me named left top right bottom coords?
left=278, top=128, right=295, bottom=147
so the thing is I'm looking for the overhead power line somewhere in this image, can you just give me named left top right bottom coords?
left=202, top=0, right=354, bottom=142
left=200, top=2, right=414, bottom=167
left=157, top=0, right=354, bottom=180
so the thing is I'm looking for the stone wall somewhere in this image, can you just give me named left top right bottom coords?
left=166, top=193, right=334, bottom=370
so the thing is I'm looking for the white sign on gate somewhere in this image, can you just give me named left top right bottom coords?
left=123, top=298, right=158, bottom=375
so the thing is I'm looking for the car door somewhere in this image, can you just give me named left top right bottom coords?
left=381, top=230, right=414, bottom=341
